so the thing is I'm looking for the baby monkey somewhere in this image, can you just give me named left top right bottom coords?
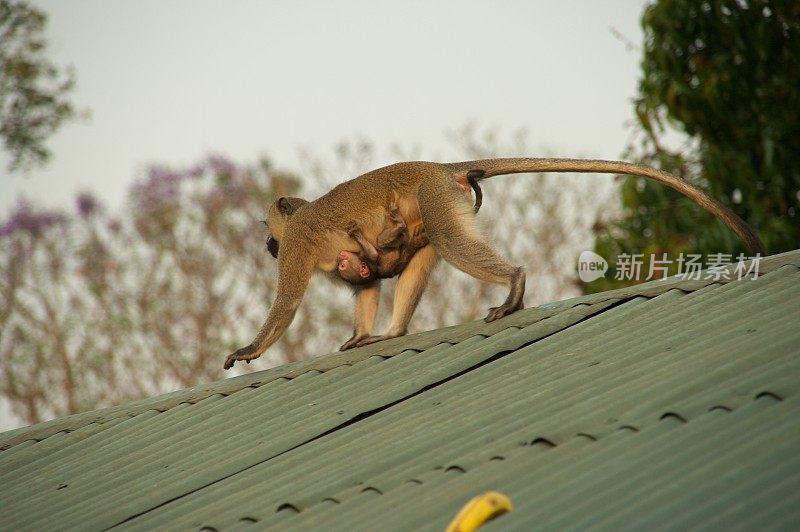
left=337, top=201, right=429, bottom=285
left=337, top=174, right=483, bottom=285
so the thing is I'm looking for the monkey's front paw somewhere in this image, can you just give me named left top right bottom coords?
left=223, top=345, right=259, bottom=370
left=346, top=221, right=359, bottom=237
left=340, top=334, right=369, bottom=351
left=354, top=334, right=397, bottom=347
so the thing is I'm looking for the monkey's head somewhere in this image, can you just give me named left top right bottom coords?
left=337, top=250, right=376, bottom=285
left=265, top=196, right=309, bottom=258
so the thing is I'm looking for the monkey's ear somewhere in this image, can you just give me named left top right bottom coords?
left=277, top=197, right=296, bottom=215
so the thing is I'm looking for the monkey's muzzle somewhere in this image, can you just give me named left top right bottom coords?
left=266, top=236, right=279, bottom=258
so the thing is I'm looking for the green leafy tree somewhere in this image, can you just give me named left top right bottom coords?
left=590, top=0, right=800, bottom=291
left=0, top=0, right=80, bottom=172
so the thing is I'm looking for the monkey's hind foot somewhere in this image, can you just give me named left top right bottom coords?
left=484, top=301, right=524, bottom=322
left=223, top=344, right=261, bottom=369
left=484, top=267, right=525, bottom=322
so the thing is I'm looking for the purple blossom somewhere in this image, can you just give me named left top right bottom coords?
left=147, top=164, right=182, bottom=184
left=76, top=192, right=100, bottom=218
left=206, top=154, right=237, bottom=176
left=0, top=200, right=67, bottom=237
left=202, top=180, right=246, bottom=211
left=130, top=164, right=183, bottom=210
left=186, top=163, right=206, bottom=179
left=222, top=179, right=246, bottom=200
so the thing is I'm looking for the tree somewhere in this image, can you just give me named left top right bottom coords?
left=0, top=131, right=613, bottom=425
left=0, top=0, right=80, bottom=172
left=590, top=0, right=800, bottom=292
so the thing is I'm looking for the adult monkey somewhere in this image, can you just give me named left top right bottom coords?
left=224, top=158, right=765, bottom=369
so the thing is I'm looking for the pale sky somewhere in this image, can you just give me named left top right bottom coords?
left=0, top=0, right=649, bottom=214
left=0, top=0, right=650, bottom=429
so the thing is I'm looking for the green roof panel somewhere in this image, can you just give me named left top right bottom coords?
left=1, top=251, right=799, bottom=531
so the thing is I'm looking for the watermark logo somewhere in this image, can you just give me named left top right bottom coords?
left=577, top=250, right=608, bottom=282
left=576, top=252, right=762, bottom=282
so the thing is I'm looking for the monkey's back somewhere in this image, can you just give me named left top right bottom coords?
left=300, top=161, right=447, bottom=234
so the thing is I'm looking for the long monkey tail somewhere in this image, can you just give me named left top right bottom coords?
left=445, top=158, right=766, bottom=256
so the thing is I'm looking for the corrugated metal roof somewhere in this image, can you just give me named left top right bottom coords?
left=1, top=250, right=799, bottom=531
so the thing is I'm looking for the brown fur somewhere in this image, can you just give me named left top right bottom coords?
left=339, top=201, right=431, bottom=284
left=224, top=158, right=765, bottom=369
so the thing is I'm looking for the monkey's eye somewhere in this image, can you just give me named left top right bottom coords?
left=260, top=219, right=268, bottom=226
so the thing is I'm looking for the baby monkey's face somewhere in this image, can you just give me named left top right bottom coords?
left=337, top=250, right=373, bottom=284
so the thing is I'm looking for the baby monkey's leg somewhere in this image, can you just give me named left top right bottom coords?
left=347, top=221, right=380, bottom=263
left=375, top=202, right=408, bottom=249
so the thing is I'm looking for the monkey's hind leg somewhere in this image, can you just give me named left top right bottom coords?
left=443, top=234, right=525, bottom=322
left=419, top=178, right=525, bottom=322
